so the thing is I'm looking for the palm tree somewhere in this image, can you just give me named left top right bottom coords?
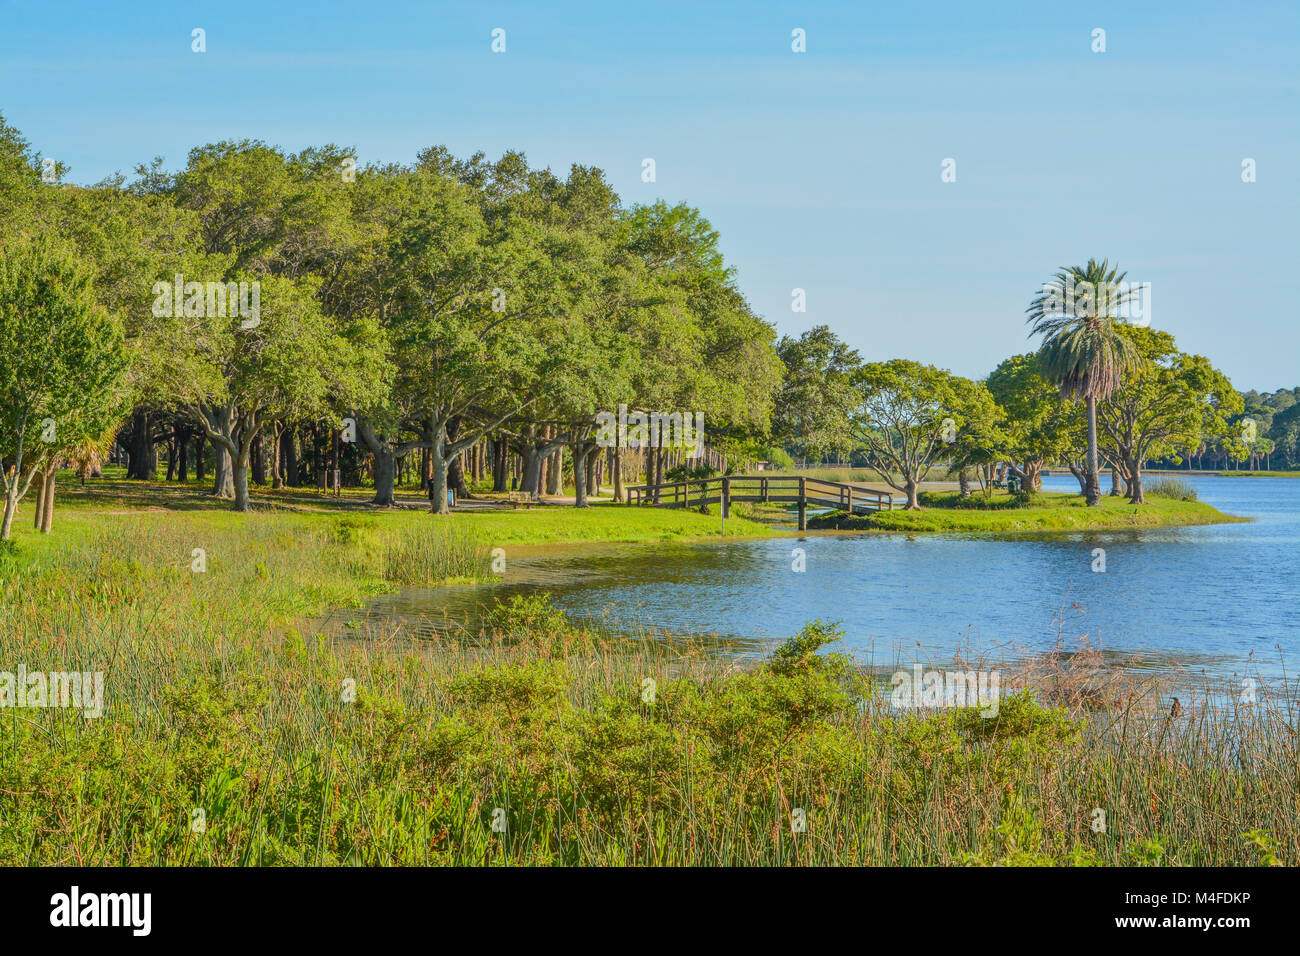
left=1026, top=259, right=1140, bottom=505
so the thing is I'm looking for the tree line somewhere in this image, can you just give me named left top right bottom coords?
left=0, top=112, right=782, bottom=534
left=774, top=259, right=1252, bottom=508
left=0, top=111, right=1276, bottom=538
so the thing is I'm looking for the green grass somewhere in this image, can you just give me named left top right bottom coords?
left=452, top=503, right=774, bottom=545
left=807, top=489, right=1243, bottom=533
left=13, top=474, right=775, bottom=546
left=1215, top=470, right=1300, bottom=478
left=0, top=475, right=1289, bottom=867
left=1, top=515, right=1295, bottom=865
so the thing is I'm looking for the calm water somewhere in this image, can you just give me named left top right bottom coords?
left=336, top=476, right=1299, bottom=679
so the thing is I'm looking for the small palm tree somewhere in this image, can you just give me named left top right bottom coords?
left=1026, top=259, right=1140, bottom=505
left=67, top=423, right=121, bottom=485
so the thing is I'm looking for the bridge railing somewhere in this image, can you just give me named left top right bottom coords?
left=626, top=475, right=895, bottom=512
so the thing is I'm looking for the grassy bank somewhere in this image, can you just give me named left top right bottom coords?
left=1, top=492, right=1294, bottom=866
left=450, top=504, right=774, bottom=546
left=13, top=476, right=776, bottom=551
left=807, top=489, right=1243, bottom=533
left=1214, top=470, right=1300, bottom=478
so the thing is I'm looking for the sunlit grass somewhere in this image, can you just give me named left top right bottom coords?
left=808, top=490, right=1242, bottom=533
left=1, top=500, right=1294, bottom=866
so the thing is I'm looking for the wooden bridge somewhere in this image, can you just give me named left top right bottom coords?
left=626, top=475, right=897, bottom=530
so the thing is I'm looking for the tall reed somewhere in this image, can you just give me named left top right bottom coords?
left=1, top=511, right=1294, bottom=866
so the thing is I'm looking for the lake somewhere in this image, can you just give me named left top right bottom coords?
left=333, top=475, right=1299, bottom=682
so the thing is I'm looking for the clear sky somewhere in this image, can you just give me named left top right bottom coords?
left=2, top=0, right=1296, bottom=388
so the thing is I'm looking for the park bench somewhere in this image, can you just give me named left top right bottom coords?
left=506, top=491, right=539, bottom=509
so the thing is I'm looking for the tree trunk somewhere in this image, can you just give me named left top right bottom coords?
left=356, top=417, right=399, bottom=506
left=270, top=422, right=284, bottom=489
left=537, top=428, right=549, bottom=495
left=547, top=443, right=564, bottom=496
left=652, top=448, right=664, bottom=503
left=0, top=487, right=17, bottom=540
left=571, top=441, right=592, bottom=507
left=1021, top=461, right=1042, bottom=491
left=1109, top=464, right=1122, bottom=496
left=492, top=438, right=509, bottom=492
left=33, top=469, right=46, bottom=529
left=904, top=476, right=920, bottom=510
left=1067, top=463, right=1088, bottom=495
left=251, top=433, right=267, bottom=486
left=1127, top=459, right=1145, bottom=504
left=448, top=454, right=470, bottom=498
left=612, top=446, right=623, bottom=502
left=40, top=466, right=55, bottom=533
left=371, top=446, right=397, bottom=506
left=212, top=446, right=235, bottom=499
left=446, top=417, right=471, bottom=498
left=958, top=469, right=970, bottom=497
left=1085, top=396, right=1101, bottom=506
left=281, top=425, right=298, bottom=486
left=520, top=447, right=542, bottom=494
left=428, top=435, right=451, bottom=515
left=232, top=452, right=251, bottom=512
left=127, top=409, right=156, bottom=481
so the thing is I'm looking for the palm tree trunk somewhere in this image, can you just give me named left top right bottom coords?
left=1085, top=396, right=1100, bottom=506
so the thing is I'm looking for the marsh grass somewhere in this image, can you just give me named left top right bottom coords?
left=1146, top=477, right=1199, bottom=501
left=0, top=508, right=1295, bottom=866
left=378, top=518, right=491, bottom=585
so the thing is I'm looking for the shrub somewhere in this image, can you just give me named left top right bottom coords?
left=755, top=445, right=794, bottom=470
left=917, top=490, right=1026, bottom=510
left=665, top=461, right=717, bottom=482
left=768, top=619, right=850, bottom=678
left=484, top=591, right=569, bottom=636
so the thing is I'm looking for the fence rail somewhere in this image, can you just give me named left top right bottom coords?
left=626, top=475, right=895, bottom=529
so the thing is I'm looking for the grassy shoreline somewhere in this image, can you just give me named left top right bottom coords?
left=2, top=480, right=1291, bottom=867
left=3, top=508, right=1295, bottom=865
left=1214, top=470, right=1300, bottom=478
left=808, top=490, right=1243, bottom=533
left=29, top=471, right=1246, bottom=545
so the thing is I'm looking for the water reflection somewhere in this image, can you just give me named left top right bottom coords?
left=322, top=475, right=1298, bottom=681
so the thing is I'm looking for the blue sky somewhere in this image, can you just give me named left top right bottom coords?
left=2, top=0, right=1296, bottom=388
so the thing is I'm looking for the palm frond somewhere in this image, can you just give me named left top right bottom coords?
left=1026, top=259, right=1142, bottom=400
